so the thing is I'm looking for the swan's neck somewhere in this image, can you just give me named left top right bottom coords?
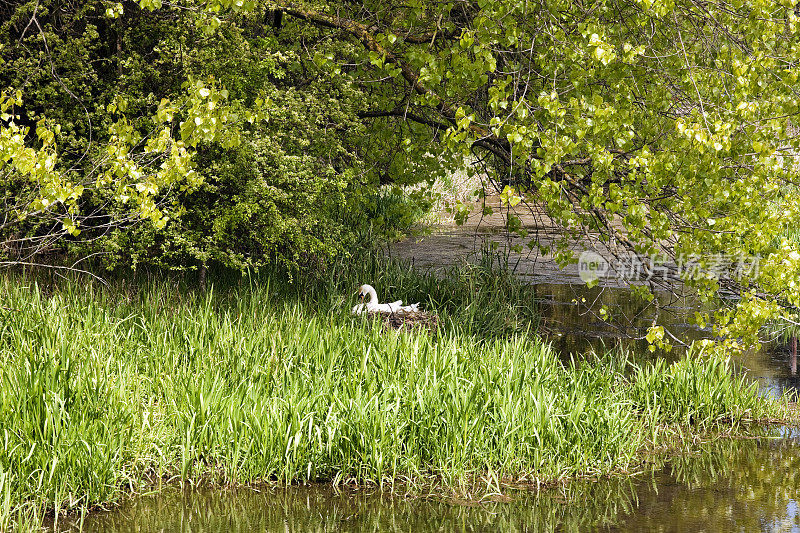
left=365, top=286, right=379, bottom=307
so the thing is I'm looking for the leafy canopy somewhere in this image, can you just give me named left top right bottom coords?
left=3, top=0, right=800, bottom=347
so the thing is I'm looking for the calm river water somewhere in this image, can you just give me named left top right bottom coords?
left=52, top=207, right=800, bottom=532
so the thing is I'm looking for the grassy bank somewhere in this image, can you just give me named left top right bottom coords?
left=0, top=258, right=789, bottom=529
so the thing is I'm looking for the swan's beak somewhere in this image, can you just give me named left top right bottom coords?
left=358, top=291, right=365, bottom=300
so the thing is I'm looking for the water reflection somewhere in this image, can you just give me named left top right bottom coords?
left=53, top=436, right=799, bottom=533
left=745, top=343, right=800, bottom=400
left=605, top=437, right=800, bottom=532
left=534, top=283, right=701, bottom=362
left=533, top=283, right=800, bottom=399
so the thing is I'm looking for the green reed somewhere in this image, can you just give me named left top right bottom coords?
left=0, top=259, right=787, bottom=529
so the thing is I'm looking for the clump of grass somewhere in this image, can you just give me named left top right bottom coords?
left=0, top=263, right=789, bottom=529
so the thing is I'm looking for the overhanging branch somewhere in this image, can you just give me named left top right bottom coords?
left=358, top=108, right=450, bottom=130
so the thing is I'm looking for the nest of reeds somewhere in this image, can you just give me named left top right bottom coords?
left=379, top=311, right=439, bottom=333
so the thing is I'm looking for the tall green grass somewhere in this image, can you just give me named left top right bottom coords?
left=0, top=259, right=787, bottom=529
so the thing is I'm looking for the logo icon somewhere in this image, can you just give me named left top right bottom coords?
left=578, top=251, right=609, bottom=283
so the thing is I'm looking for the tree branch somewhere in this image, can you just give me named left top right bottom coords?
left=270, top=2, right=468, bottom=128
left=358, top=108, right=450, bottom=130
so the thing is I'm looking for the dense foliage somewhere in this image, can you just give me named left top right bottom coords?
left=3, top=0, right=800, bottom=340
left=0, top=0, right=437, bottom=271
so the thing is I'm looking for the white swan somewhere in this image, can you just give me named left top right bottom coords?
left=351, top=284, right=420, bottom=315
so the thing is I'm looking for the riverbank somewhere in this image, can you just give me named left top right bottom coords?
left=0, top=259, right=793, bottom=530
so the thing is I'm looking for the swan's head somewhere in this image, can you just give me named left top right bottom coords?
left=357, top=284, right=374, bottom=301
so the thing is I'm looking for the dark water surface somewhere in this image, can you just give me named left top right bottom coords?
left=534, top=282, right=800, bottom=399
left=53, top=436, right=800, bottom=532
left=52, top=219, right=800, bottom=532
